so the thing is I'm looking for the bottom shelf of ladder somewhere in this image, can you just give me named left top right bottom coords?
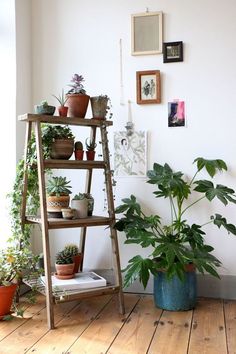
left=24, top=269, right=121, bottom=303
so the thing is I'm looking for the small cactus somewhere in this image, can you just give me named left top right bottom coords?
left=55, top=250, right=73, bottom=264
left=75, top=141, right=83, bottom=150
left=64, top=244, right=79, bottom=256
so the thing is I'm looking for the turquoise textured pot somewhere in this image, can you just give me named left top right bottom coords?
left=154, top=266, right=197, bottom=311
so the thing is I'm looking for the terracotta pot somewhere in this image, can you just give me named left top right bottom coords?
left=66, top=94, right=90, bottom=118
left=0, top=283, right=17, bottom=318
left=55, top=263, right=75, bottom=280
left=58, top=106, right=68, bottom=117
left=47, top=195, right=70, bottom=213
left=90, top=96, right=108, bottom=119
left=50, top=139, right=74, bottom=160
left=86, top=151, right=95, bottom=161
left=74, top=150, right=84, bottom=160
left=73, top=254, right=83, bottom=273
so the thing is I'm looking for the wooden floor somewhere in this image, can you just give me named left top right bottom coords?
left=0, top=294, right=235, bottom=354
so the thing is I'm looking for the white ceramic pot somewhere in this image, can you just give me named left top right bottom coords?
left=71, top=199, right=88, bottom=218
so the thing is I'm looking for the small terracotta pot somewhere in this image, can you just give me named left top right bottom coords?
left=58, top=106, right=68, bottom=117
left=74, top=150, right=84, bottom=160
left=66, top=94, right=90, bottom=118
left=0, top=283, right=17, bottom=318
left=55, top=263, right=75, bottom=279
left=50, top=139, right=74, bottom=160
left=73, top=254, right=83, bottom=273
left=86, top=151, right=95, bottom=161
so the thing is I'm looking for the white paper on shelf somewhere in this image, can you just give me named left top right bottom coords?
left=41, top=271, right=106, bottom=290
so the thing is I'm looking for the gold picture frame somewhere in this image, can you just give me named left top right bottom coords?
left=136, top=70, right=161, bottom=104
left=131, top=11, right=163, bottom=55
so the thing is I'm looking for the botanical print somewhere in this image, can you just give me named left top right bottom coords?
left=168, top=100, right=185, bottom=127
left=114, top=131, right=147, bottom=177
left=141, top=75, right=156, bottom=100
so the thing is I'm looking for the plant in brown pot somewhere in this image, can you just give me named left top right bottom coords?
left=64, top=244, right=82, bottom=273
left=66, top=74, right=90, bottom=118
left=42, top=125, right=75, bottom=160
left=74, top=141, right=84, bottom=160
left=85, top=138, right=97, bottom=161
left=55, top=249, right=75, bottom=280
left=52, top=89, right=69, bottom=117
left=46, top=176, right=72, bottom=218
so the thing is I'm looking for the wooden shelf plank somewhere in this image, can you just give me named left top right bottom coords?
left=43, top=159, right=106, bottom=169
left=25, top=215, right=112, bottom=229
left=18, top=113, right=113, bottom=127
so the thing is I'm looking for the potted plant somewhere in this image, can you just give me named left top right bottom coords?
left=85, top=138, right=97, bottom=161
left=0, top=246, right=40, bottom=319
left=74, top=141, right=84, bottom=160
left=34, top=100, right=56, bottom=116
left=64, top=244, right=82, bottom=273
left=41, top=124, right=75, bottom=160
left=115, top=158, right=236, bottom=311
left=71, top=193, right=88, bottom=218
left=52, top=89, right=69, bottom=117
left=55, top=249, right=75, bottom=280
left=82, top=193, right=94, bottom=216
left=66, top=74, right=90, bottom=118
left=46, top=176, right=72, bottom=217
left=90, top=95, right=112, bottom=120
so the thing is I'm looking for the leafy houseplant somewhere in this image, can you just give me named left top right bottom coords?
left=74, top=141, right=84, bottom=160
left=46, top=176, right=72, bottom=217
left=34, top=100, right=56, bottom=116
left=52, top=89, right=69, bottom=117
left=41, top=124, right=74, bottom=160
left=66, top=73, right=90, bottom=118
left=85, top=138, right=97, bottom=161
left=90, top=94, right=112, bottom=120
left=115, top=158, right=236, bottom=310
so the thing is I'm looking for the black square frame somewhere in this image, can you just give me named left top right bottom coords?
left=163, top=41, right=183, bottom=63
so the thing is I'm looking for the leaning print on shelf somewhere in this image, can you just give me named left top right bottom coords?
left=114, top=131, right=147, bottom=177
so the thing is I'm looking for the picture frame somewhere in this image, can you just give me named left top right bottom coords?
left=131, top=11, right=163, bottom=55
left=136, top=70, right=161, bottom=104
left=163, top=41, right=183, bottom=63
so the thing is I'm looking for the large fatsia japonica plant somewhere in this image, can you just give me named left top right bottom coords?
left=115, top=158, right=236, bottom=289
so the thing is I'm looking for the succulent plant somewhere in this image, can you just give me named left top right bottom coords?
left=67, top=74, right=86, bottom=95
left=74, top=141, right=83, bottom=151
left=85, top=138, right=97, bottom=151
left=52, top=89, right=68, bottom=106
left=46, top=176, right=72, bottom=197
left=55, top=250, right=73, bottom=265
left=73, top=193, right=86, bottom=200
left=64, top=244, right=80, bottom=257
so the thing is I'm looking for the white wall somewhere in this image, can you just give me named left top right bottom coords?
left=28, top=0, right=236, bottom=292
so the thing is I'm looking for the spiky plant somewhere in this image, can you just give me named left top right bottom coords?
left=64, top=244, right=79, bottom=257
left=55, top=250, right=73, bottom=265
left=74, top=141, right=83, bottom=150
left=46, top=176, right=72, bottom=197
left=85, top=138, right=97, bottom=151
left=52, top=89, right=68, bottom=106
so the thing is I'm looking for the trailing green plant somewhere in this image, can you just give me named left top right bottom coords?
left=41, top=124, right=74, bottom=158
left=74, top=141, right=83, bottom=150
left=67, top=73, right=86, bottom=95
left=52, top=89, right=68, bottom=106
left=64, top=244, right=80, bottom=257
left=55, top=250, right=73, bottom=264
left=85, top=138, right=97, bottom=151
left=115, top=157, right=236, bottom=289
left=46, top=176, right=72, bottom=197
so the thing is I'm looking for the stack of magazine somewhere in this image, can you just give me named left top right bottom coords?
left=41, top=271, right=106, bottom=291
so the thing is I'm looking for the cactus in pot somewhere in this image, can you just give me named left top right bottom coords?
left=64, top=244, right=82, bottom=273
left=74, top=141, right=84, bottom=160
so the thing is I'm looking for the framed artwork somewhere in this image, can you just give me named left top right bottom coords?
left=163, top=41, right=183, bottom=63
left=136, top=70, right=161, bottom=104
left=131, top=11, right=163, bottom=55
left=114, top=131, right=147, bottom=177
left=168, top=100, right=185, bottom=127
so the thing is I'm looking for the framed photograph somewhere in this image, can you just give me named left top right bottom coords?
left=163, top=41, right=183, bottom=63
left=136, top=70, right=161, bottom=104
left=131, top=12, right=163, bottom=55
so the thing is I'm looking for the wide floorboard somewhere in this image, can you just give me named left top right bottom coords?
left=0, top=294, right=235, bottom=354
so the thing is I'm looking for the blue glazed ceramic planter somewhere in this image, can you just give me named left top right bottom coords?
left=154, top=266, right=197, bottom=311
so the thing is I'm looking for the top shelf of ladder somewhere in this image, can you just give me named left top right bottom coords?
left=18, top=114, right=113, bottom=127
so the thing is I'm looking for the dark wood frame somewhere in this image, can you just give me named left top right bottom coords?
left=136, top=70, right=161, bottom=104
left=163, top=41, right=183, bottom=63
